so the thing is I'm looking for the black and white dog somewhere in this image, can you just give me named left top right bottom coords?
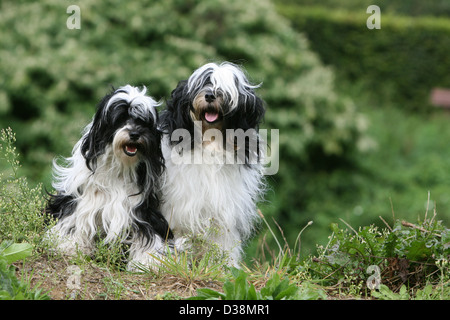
left=159, top=62, right=266, bottom=266
left=46, top=85, right=174, bottom=270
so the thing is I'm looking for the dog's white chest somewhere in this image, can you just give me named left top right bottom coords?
left=160, top=137, right=262, bottom=238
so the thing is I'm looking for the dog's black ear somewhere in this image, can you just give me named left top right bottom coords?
left=245, top=94, right=266, bottom=130
left=227, top=91, right=265, bottom=131
left=160, top=80, right=194, bottom=141
left=224, top=92, right=266, bottom=166
left=81, top=121, right=102, bottom=172
left=81, top=91, right=116, bottom=172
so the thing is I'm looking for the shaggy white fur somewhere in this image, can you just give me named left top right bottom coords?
left=160, top=132, right=265, bottom=266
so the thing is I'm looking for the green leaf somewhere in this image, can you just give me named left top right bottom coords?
left=384, top=233, right=398, bottom=257
left=0, top=266, right=15, bottom=297
left=247, top=283, right=260, bottom=300
left=371, top=284, right=410, bottom=300
left=275, top=283, right=298, bottom=300
left=406, top=240, right=430, bottom=261
left=0, top=242, right=33, bottom=264
left=189, top=288, right=224, bottom=300
left=271, top=278, right=288, bottom=298
left=259, top=273, right=299, bottom=300
left=234, top=271, right=249, bottom=299
left=296, top=282, right=327, bottom=300
left=223, top=279, right=237, bottom=300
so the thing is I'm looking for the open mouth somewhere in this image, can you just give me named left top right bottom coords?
left=203, top=111, right=221, bottom=124
left=123, top=144, right=138, bottom=157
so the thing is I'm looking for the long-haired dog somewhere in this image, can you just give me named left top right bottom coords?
left=45, top=85, right=174, bottom=270
left=159, top=62, right=266, bottom=266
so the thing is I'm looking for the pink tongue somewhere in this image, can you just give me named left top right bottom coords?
left=205, top=112, right=219, bottom=123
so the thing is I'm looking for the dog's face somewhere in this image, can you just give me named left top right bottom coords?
left=112, top=117, right=156, bottom=167
left=81, top=85, right=162, bottom=171
left=187, top=62, right=262, bottom=134
left=162, top=62, right=265, bottom=141
left=190, top=86, right=225, bottom=132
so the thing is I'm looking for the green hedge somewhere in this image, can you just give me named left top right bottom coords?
left=278, top=5, right=450, bottom=111
left=278, top=0, right=450, bottom=17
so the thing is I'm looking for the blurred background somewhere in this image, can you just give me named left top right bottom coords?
left=1, top=0, right=450, bottom=263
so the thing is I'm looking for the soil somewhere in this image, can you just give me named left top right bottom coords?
left=14, top=254, right=222, bottom=300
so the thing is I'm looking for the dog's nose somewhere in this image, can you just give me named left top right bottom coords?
left=205, top=91, right=216, bottom=103
left=129, top=131, right=140, bottom=141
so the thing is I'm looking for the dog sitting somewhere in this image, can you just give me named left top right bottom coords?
left=159, top=62, right=266, bottom=266
left=45, top=85, right=174, bottom=271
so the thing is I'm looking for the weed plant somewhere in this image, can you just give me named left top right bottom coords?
left=138, top=232, right=231, bottom=287
left=190, top=266, right=327, bottom=300
left=294, top=212, right=449, bottom=298
left=0, top=128, right=53, bottom=246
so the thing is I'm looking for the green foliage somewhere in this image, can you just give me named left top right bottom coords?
left=137, top=232, right=228, bottom=285
left=277, top=4, right=450, bottom=112
left=190, top=267, right=312, bottom=300
left=386, top=219, right=450, bottom=262
left=371, top=283, right=450, bottom=300
left=253, top=79, right=450, bottom=263
left=91, top=236, right=129, bottom=272
left=191, top=268, right=259, bottom=300
left=0, top=128, right=53, bottom=245
left=0, top=241, right=50, bottom=300
left=0, top=241, right=33, bottom=264
left=370, top=284, right=411, bottom=300
left=301, top=215, right=449, bottom=297
left=278, top=0, right=450, bottom=17
left=0, top=131, right=51, bottom=299
left=0, top=241, right=32, bottom=265
left=151, top=248, right=226, bottom=284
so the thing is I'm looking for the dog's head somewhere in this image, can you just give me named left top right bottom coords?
left=162, top=62, right=265, bottom=139
left=81, top=85, right=162, bottom=172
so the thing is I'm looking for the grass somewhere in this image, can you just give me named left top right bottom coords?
left=1, top=127, right=449, bottom=300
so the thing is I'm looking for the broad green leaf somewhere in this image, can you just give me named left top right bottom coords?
left=247, top=284, right=260, bottom=300
left=1, top=242, right=33, bottom=264
left=189, top=288, right=224, bottom=300
left=275, top=285, right=299, bottom=300
left=406, top=240, right=430, bottom=261
left=223, top=280, right=236, bottom=300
